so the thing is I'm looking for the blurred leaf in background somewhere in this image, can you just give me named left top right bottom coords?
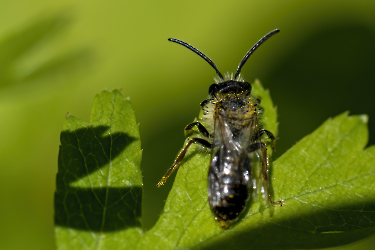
left=0, top=11, right=93, bottom=93
left=0, top=10, right=94, bottom=250
left=0, top=12, right=89, bottom=88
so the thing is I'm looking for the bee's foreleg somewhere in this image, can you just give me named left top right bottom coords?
left=200, top=99, right=211, bottom=108
left=156, top=138, right=212, bottom=187
left=184, top=121, right=211, bottom=138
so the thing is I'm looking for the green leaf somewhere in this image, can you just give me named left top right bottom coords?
left=54, top=90, right=143, bottom=249
left=251, top=79, right=278, bottom=136
left=138, top=81, right=375, bottom=250
left=55, top=83, right=375, bottom=250
left=196, top=112, right=375, bottom=250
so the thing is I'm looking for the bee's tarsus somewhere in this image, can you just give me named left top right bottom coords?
left=269, top=196, right=283, bottom=206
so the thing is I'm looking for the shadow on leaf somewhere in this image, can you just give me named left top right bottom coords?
left=197, top=197, right=375, bottom=250
left=55, top=125, right=141, bottom=232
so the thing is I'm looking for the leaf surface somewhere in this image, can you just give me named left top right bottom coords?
left=54, top=90, right=143, bottom=249
left=139, top=81, right=375, bottom=250
left=197, top=112, right=375, bottom=250
left=55, top=83, right=375, bottom=250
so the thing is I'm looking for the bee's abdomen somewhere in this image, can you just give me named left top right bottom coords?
left=209, top=183, right=249, bottom=227
left=208, top=145, right=251, bottom=227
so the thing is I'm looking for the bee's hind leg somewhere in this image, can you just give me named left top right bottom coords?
left=156, top=138, right=212, bottom=187
left=259, top=129, right=276, bottom=151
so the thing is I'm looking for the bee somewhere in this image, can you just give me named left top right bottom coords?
left=157, top=29, right=281, bottom=228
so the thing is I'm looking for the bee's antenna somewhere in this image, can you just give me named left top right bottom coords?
left=234, top=29, right=280, bottom=79
left=168, top=38, right=224, bottom=80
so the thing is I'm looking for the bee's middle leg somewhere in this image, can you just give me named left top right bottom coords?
left=157, top=138, right=212, bottom=187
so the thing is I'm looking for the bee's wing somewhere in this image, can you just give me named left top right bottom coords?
left=248, top=115, right=270, bottom=203
left=208, top=113, right=255, bottom=207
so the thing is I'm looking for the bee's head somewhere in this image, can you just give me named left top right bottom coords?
left=168, top=29, right=279, bottom=97
left=208, top=79, right=251, bottom=97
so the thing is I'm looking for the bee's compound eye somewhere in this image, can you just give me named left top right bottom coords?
left=209, top=84, right=219, bottom=96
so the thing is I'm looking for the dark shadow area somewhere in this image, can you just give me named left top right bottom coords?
left=57, top=125, right=137, bottom=180
left=55, top=187, right=142, bottom=232
left=197, top=200, right=375, bottom=250
left=55, top=125, right=141, bottom=232
left=258, top=23, right=375, bottom=159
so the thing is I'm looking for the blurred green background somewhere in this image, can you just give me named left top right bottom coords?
left=1, top=0, right=375, bottom=249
